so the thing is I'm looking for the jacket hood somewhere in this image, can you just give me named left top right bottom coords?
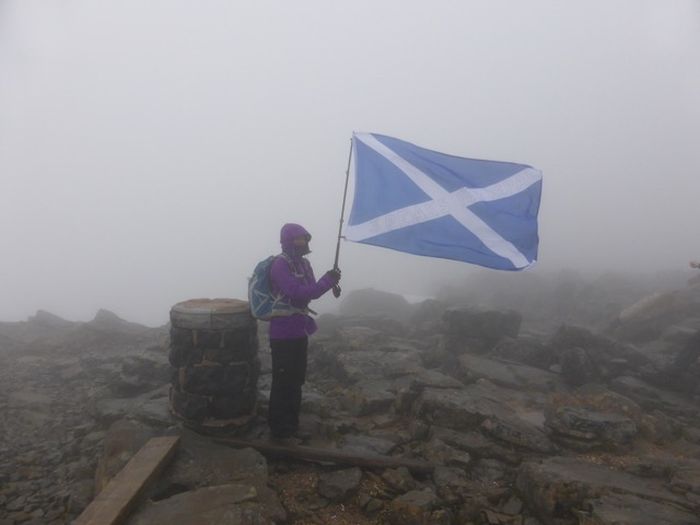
left=280, top=223, right=311, bottom=256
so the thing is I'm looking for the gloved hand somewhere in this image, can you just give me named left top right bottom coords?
left=324, top=268, right=341, bottom=285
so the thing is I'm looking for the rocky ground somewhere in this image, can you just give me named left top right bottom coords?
left=1, top=276, right=700, bottom=524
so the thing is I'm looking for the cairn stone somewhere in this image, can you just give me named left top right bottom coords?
left=169, top=299, right=259, bottom=427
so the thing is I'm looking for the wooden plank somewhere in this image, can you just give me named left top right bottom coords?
left=212, top=435, right=435, bottom=475
left=74, top=435, right=180, bottom=525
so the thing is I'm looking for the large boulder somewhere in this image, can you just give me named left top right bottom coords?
left=458, top=353, right=560, bottom=392
left=315, top=344, right=423, bottom=384
left=89, top=309, right=152, bottom=336
left=544, top=406, right=638, bottom=451
left=339, top=288, right=413, bottom=322
left=582, top=492, right=699, bottom=525
left=609, top=285, right=700, bottom=343
left=127, top=484, right=271, bottom=525
left=489, top=336, right=554, bottom=369
left=516, top=457, right=697, bottom=525
left=430, top=426, right=522, bottom=465
left=442, top=308, right=522, bottom=354
left=148, top=429, right=285, bottom=523
left=549, top=325, right=653, bottom=382
left=559, top=347, right=601, bottom=387
left=0, top=310, right=77, bottom=344
left=609, top=376, right=700, bottom=419
left=413, top=384, right=554, bottom=453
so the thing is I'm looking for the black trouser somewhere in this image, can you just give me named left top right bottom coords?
left=269, top=337, right=308, bottom=438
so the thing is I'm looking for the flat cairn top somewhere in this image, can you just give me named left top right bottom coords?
left=171, top=298, right=249, bottom=315
left=170, top=298, right=253, bottom=330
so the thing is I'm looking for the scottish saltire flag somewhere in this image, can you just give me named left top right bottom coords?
left=344, top=133, right=542, bottom=270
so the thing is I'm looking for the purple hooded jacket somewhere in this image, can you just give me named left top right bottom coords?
left=269, top=223, right=335, bottom=340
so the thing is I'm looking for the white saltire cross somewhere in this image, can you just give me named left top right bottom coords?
left=344, top=133, right=542, bottom=269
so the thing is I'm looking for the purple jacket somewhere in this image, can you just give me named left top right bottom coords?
left=269, top=223, right=335, bottom=340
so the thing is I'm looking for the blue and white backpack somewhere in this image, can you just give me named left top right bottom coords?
left=248, top=254, right=308, bottom=320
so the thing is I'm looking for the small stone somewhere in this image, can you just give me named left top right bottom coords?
left=381, top=467, right=417, bottom=493
left=470, top=459, right=509, bottom=483
left=501, top=495, right=523, bottom=515
left=7, top=495, right=27, bottom=511
left=317, top=468, right=362, bottom=502
left=365, top=497, right=384, bottom=514
left=385, top=488, right=437, bottom=525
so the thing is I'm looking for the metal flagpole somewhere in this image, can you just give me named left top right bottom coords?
left=332, top=137, right=354, bottom=298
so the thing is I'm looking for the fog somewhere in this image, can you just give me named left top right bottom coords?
left=1, top=0, right=699, bottom=326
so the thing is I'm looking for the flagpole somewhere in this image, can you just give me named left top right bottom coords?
left=332, top=137, right=354, bottom=298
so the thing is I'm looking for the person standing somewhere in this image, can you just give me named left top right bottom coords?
left=267, top=223, right=340, bottom=441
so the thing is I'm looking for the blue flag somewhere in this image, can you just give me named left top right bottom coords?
left=345, top=132, right=542, bottom=270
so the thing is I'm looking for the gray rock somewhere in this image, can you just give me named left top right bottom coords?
left=432, top=466, right=469, bottom=504
left=155, top=429, right=268, bottom=491
left=341, top=379, right=396, bottom=416
left=501, top=494, right=523, bottom=515
left=112, top=355, right=171, bottom=397
left=6, top=495, right=27, bottom=511
left=490, top=336, right=554, bottom=369
left=421, top=439, right=472, bottom=469
left=516, top=457, right=694, bottom=525
left=94, top=390, right=173, bottom=427
left=443, top=308, right=522, bottom=354
left=669, top=460, right=700, bottom=496
left=404, top=368, right=464, bottom=390
left=317, top=467, right=362, bottom=501
left=68, top=479, right=93, bottom=515
left=431, top=426, right=521, bottom=465
left=126, top=484, right=268, bottom=525
left=481, top=415, right=555, bottom=454
left=382, top=467, right=417, bottom=493
left=150, top=430, right=285, bottom=523
left=415, top=384, right=552, bottom=453
left=339, top=288, right=413, bottom=321
left=559, top=347, right=600, bottom=386
left=585, top=492, right=698, bottom=525
left=610, top=376, right=699, bottom=418
left=385, top=488, right=437, bottom=525
left=549, top=325, right=652, bottom=377
left=545, top=406, right=638, bottom=450
left=324, top=347, right=424, bottom=384
left=413, top=385, right=508, bottom=431
left=458, top=353, right=560, bottom=392
left=470, top=458, right=510, bottom=483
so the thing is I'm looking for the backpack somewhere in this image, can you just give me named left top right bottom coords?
left=248, top=254, right=307, bottom=320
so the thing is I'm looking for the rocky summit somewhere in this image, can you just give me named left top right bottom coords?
left=1, top=276, right=700, bottom=524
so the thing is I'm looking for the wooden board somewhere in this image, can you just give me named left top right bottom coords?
left=74, top=435, right=180, bottom=525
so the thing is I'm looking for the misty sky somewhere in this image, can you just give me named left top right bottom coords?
left=1, top=1, right=699, bottom=325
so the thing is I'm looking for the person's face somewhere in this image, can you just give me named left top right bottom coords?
left=293, top=234, right=311, bottom=253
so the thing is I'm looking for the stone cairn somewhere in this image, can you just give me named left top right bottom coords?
left=169, top=298, right=259, bottom=429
